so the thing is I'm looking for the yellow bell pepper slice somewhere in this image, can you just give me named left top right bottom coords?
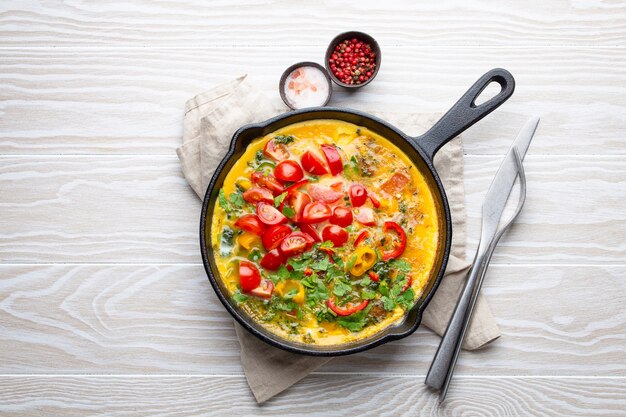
left=348, top=246, right=377, bottom=277
left=275, top=280, right=306, bottom=304
left=237, top=232, right=261, bottom=250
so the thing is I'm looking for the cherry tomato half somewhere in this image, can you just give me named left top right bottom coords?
left=239, top=261, right=262, bottom=292
left=309, top=184, right=343, bottom=203
left=234, top=214, right=266, bottom=235
left=302, top=201, right=332, bottom=224
left=262, top=224, right=292, bottom=251
left=381, top=221, right=407, bottom=261
left=263, top=138, right=290, bottom=161
left=330, top=206, right=353, bottom=227
left=356, top=207, right=376, bottom=226
left=299, top=223, right=321, bottom=242
left=259, top=249, right=285, bottom=271
left=301, top=151, right=328, bottom=175
left=320, top=144, right=343, bottom=176
left=280, top=231, right=312, bottom=258
left=321, top=225, right=349, bottom=248
left=349, top=183, right=368, bottom=207
left=242, top=187, right=273, bottom=204
left=249, top=279, right=274, bottom=299
left=274, top=160, right=304, bottom=182
left=251, top=171, right=284, bottom=196
left=284, top=191, right=311, bottom=223
left=326, top=297, right=369, bottom=316
left=256, top=202, right=287, bottom=225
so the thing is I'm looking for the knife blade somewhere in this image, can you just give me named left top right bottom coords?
left=481, top=116, right=539, bottom=239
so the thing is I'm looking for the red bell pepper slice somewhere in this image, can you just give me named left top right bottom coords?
left=326, top=297, right=369, bottom=317
left=381, top=221, right=407, bottom=261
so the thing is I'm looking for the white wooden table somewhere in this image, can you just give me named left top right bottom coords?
left=1, top=1, right=625, bottom=415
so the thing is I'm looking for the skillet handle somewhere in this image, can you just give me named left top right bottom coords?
left=415, top=68, right=515, bottom=161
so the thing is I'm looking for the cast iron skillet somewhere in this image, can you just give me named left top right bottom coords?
left=200, top=68, right=515, bottom=356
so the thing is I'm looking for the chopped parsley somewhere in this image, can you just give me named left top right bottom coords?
left=273, top=134, right=294, bottom=144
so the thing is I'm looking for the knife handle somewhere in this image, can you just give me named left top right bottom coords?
left=424, top=242, right=492, bottom=391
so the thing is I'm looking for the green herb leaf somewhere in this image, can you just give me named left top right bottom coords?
left=346, top=254, right=358, bottom=271
left=282, top=205, right=296, bottom=218
left=361, top=288, right=377, bottom=300
left=273, top=134, right=294, bottom=144
left=337, top=310, right=368, bottom=332
left=218, top=189, right=230, bottom=212
left=233, top=291, right=249, bottom=304
left=274, top=192, right=287, bottom=207
left=390, top=259, right=412, bottom=272
left=396, top=288, right=415, bottom=310
left=247, top=248, right=262, bottom=262
left=381, top=295, right=396, bottom=311
left=379, top=281, right=390, bottom=296
left=229, top=191, right=245, bottom=209
left=220, top=226, right=235, bottom=257
left=332, top=280, right=352, bottom=297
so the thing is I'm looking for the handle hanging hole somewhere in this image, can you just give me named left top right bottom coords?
left=472, top=80, right=504, bottom=107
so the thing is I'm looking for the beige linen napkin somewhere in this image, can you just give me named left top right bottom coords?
left=177, top=75, right=500, bottom=403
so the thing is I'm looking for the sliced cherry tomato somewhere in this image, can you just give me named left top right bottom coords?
left=248, top=278, right=274, bottom=298
left=256, top=202, right=287, bottom=225
left=280, top=231, right=312, bottom=258
left=321, top=144, right=343, bottom=176
left=239, top=261, right=262, bottom=292
left=259, top=249, right=285, bottom=271
left=368, top=271, right=380, bottom=282
left=326, top=297, right=369, bottom=317
left=401, top=275, right=413, bottom=292
left=274, top=160, right=304, bottom=182
left=321, top=225, right=349, bottom=248
left=300, top=223, right=321, bottom=242
left=309, top=184, right=343, bottom=203
left=330, top=206, right=353, bottom=227
left=356, top=207, right=376, bottom=226
left=353, top=230, right=370, bottom=247
left=349, top=183, right=368, bottom=207
left=369, top=193, right=381, bottom=208
left=284, top=191, right=311, bottom=222
left=242, top=187, right=273, bottom=204
left=301, top=150, right=328, bottom=175
left=251, top=171, right=284, bottom=196
left=263, top=138, right=290, bottom=161
left=381, top=221, right=407, bottom=261
left=234, top=214, right=266, bottom=235
left=302, top=201, right=332, bottom=224
left=262, top=224, right=292, bottom=250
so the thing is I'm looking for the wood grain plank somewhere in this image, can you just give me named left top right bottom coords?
left=0, top=155, right=624, bottom=264
left=0, top=376, right=624, bottom=416
left=1, top=47, right=625, bottom=155
left=0, top=0, right=625, bottom=47
left=1, top=264, right=623, bottom=375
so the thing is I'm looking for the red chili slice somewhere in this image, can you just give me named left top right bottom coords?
left=302, top=201, right=332, bottom=224
left=309, top=184, right=343, bottom=203
left=281, top=179, right=309, bottom=200
left=353, top=230, right=370, bottom=247
left=301, top=150, right=328, bottom=175
left=280, top=231, right=312, bottom=258
left=251, top=171, right=284, bottom=196
left=401, top=275, right=413, bottom=293
left=381, top=221, right=407, bottom=261
left=242, top=187, right=274, bottom=204
left=259, top=249, right=285, bottom=271
left=320, top=144, right=343, bottom=176
left=262, top=224, right=292, bottom=250
left=249, top=279, right=274, bottom=298
left=256, top=202, right=287, bottom=225
left=349, top=184, right=368, bottom=207
left=369, top=193, right=381, bottom=208
left=239, top=261, right=262, bottom=292
left=274, top=160, right=304, bottom=182
left=234, top=214, right=266, bottom=236
left=326, top=297, right=369, bottom=316
left=264, top=138, right=290, bottom=161
left=368, top=271, right=380, bottom=282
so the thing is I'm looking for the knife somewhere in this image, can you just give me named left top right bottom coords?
left=424, top=116, right=540, bottom=401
